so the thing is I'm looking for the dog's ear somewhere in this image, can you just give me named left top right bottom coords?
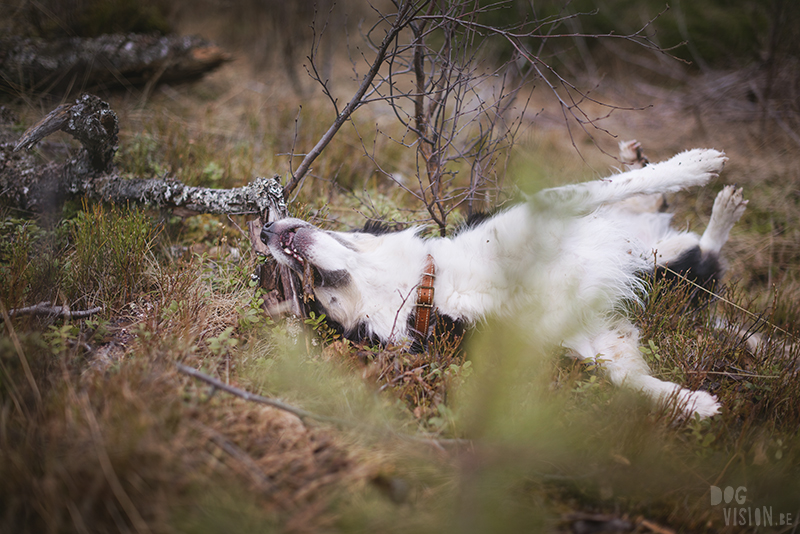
left=456, top=211, right=494, bottom=233
left=362, top=219, right=403, bottom=235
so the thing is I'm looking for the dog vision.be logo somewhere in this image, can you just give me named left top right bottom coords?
left=710, top=486, right=794, bottom=528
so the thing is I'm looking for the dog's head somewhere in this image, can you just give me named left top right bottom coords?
left=261, top=218, right=355, bottom=285
left=260, top=218, right=426, bottom=341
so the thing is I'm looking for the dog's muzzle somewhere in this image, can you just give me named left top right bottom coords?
left=259, top=222, right=276, bottom=246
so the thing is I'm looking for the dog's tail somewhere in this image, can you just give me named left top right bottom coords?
left=534, top=149, right=727, bottom=214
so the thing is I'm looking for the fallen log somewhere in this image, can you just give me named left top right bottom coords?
left=2, top=94, right=282, bottom=215
left=0, top=34, right=232, bottom=95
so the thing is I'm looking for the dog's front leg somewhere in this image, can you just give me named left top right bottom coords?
left=606, top=148, right=729, bottom=199
left=535, top=149, right=728, bottom=214
left=699, top=185, right=748, bottom=255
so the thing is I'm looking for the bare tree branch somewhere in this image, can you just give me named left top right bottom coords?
left=283, top=1, right=430, bottom=197
left=5, top=301, right=103, bottom=320
left=176, top=363, right=345, bottom=425
left=4, top=94, right=309, bottom=333
left=15, top=93, right=119, bottom=172
left=290, top=0, right=684, bottom=233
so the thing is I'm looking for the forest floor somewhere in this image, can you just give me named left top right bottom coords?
left=2, top=30, right=800, bottom=534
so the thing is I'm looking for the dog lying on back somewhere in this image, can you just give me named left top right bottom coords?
left=261, top=147, right=747, bottom=418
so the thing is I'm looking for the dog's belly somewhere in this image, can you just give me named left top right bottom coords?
left=432, top=207, right=650, bottom=346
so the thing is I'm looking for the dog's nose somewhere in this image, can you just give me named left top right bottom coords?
left=260, top=222, right=275, bottom=245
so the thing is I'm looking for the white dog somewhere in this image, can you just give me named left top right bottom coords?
left=261, top=148, right=747, bottom=418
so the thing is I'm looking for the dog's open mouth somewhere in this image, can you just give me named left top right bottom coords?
left=279, top=229, right=305, bottom=266
left=278, top=229, right=317, bottom=300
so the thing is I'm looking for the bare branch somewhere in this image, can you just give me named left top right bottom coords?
left=305, top=3, right=341, bottom=116
left=0, top=34, right=231, bottom=97
left=176, top=363, right=346, bottom=425
left=298, top=0, right=683, bottom=232
left=5, top=301, right=103, bottom=320
left=284, top=1, right=430, bottom=197
left=15, top=93, right=119, bottom=172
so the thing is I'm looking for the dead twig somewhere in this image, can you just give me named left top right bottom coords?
left=5, top=301, right=103, bottom=320
left=15, top=94, right=119, bottom=172
left=0, top=33, right=231, bottom=97
left=176, top=363, right=345, bottom=425
left=176, top=363, right=471, bottom=450
left=4, top=94, right=289, bottom=217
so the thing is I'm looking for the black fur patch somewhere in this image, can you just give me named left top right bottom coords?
left=362, top=219, right=404, bottom=235
left=348, top=322, right=384, bottom=345
left=653, top=245, right=724, bottom=301
left=406, top=311, right=468, bottom=353
left=455, top=211, right=495, bottom=234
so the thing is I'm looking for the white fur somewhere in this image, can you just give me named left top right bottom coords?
left=263, top=149, right=741, bottom=418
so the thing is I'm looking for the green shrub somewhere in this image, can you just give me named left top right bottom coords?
left=66, top=203, right=158, bottom=309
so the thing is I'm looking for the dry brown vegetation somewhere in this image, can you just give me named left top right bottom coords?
left=2, top=1, right=800, bottom=533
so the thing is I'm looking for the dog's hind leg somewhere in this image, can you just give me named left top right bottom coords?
left=567, top=322, right=720, bottom=418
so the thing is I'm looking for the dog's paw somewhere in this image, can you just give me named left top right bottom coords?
left=619, top=139, right=647, bottom=168
left=711, top=184, right=748, bottom=225
left=667, top=148, right=728, bottom=187
left=700, top=185, right=748, bottom=254
left=676, top=388, right=721, bottom=419
left=635, top=377, right=720, bottom=419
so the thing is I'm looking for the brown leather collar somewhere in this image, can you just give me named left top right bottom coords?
left=412, top=254, right=436, bottom=341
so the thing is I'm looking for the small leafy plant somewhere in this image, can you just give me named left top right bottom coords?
left=304, top=311, right=341, bottom=345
